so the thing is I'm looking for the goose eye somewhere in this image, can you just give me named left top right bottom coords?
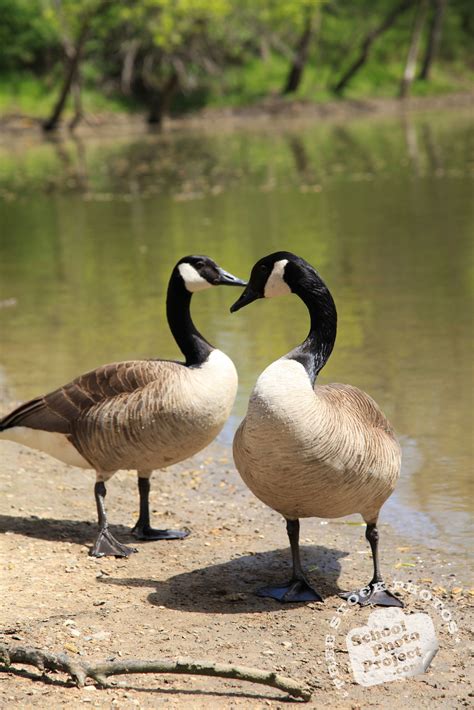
left=194, top=260, right=205, bottom=269
left=259, top=264, right=269, bottom=274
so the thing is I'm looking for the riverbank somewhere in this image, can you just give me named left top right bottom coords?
left=1, top=408, right=472, bottom=708
left=1, top=91, right=473, bottom=140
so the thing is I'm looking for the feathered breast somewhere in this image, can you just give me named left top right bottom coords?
left=233, top=359, right=400, bottom=521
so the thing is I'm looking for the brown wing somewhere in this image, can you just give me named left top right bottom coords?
left=317, top=383, right=397, bottom=438
left=0, top=361, right=168, bottom=435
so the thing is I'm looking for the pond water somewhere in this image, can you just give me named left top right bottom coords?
left=0, top=109, right=472, bottom=556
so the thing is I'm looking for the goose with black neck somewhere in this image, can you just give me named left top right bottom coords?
left=0, top=255, right=246, bottom=558
left=231, top=252, right=402, bottom=607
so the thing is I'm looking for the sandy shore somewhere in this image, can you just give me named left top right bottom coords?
left=0, top=403, right=472, bottom=708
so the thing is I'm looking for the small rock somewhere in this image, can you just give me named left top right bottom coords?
left=64, top=643, right=79, bottom=654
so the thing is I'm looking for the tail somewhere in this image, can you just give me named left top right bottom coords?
left=0, top=397, right=46, bottom=432
left=0, top=419, right=11, bottom=439
left=0, top=395, right=71, bottom=435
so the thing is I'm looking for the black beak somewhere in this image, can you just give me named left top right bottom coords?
left=216, top=268, right=247, bottom=287
left=230, top=285, right=260, bottom=312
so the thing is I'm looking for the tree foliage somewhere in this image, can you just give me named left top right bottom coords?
left=0, top=0, right=472, bottom=128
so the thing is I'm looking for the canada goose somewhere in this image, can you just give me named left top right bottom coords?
left=1, top=255, right=246, bottom=557
left=230, top=252, right=402, bottom=607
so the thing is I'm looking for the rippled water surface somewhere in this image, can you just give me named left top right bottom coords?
left=0, top=110, right=472, bottom=554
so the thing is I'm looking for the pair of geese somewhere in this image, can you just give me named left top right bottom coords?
left=1, top=252, right=402, bottom=608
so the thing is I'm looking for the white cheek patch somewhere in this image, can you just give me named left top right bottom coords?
left=178, top=263, right=213, bottom=292
left=264, top=259, right=291, bottom=298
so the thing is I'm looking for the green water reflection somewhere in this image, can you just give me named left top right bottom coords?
left=0, top=110, right=472, bottom=553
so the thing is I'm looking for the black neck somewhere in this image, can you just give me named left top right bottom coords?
left=285, top=271, right=337, bottom=386
left=166, top=271, right=214, bottom=366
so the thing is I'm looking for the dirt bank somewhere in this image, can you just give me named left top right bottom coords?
left=0, top=400, right=472, bottom=708
left=1, top=92, right=473, bottom=141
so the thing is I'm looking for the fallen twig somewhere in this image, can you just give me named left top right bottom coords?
left=0, top=643, right=311, bottom=701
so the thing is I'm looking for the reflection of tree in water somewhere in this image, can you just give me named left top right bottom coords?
left=282, top=124, right=404, bottom=187
left=1, top=111, right=471, bottom=198
left=332, top=125, right=378, bottom=177
left=286, top=134, right=312, bottom=181
left=420, top=121, right=444, bottom=174
left=101, top=135, right=235, bottom=197
left=402, top=117, right=446, bottom=177
left=403, top=117, right=422, bottom=176
left=50, top=135, right=89, bottom=191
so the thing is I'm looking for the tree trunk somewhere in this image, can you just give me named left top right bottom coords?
left=68, top=71, right=83, bottom=131
left=259, top=36, right=270, bottom=62
left=43, top=0, right=108, bottom=132
left=332, top=0, right=415, bottom=95
left=42, top=19, right=90, bottom=132
left=418, top=0, right=448, bottom=80
left=147, top=71, right=180, bottom=126
left=282, top=8, right=320, bottom=95
left=121, top=39, right=140, bottom=95
left=400, top=0, right=429, bottom=98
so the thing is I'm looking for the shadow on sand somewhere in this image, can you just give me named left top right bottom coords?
left=3, top=666, right=302, bottom=703
left=0, top=513, right=135, bottom=548
left=0, top=513, right=349, bottom=612
left=98, top=545, right=349, bottom=614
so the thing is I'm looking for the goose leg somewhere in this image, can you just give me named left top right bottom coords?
left=339, top=522, right=403, bottom=607
left=257, top=519, right=323, bottom=603
left=90, top=481, right=138, bottom=558
left=131, top=475, right=190, bottom=541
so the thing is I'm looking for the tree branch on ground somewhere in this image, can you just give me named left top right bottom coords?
left=0, top=643, right=312, bottom=701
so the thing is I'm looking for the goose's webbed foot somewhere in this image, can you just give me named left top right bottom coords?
left=131, top=523, right=190, bottom=541
left=133, top=477, right=190, bottom=541
left=90, top=527, right=138, bottom=558
left=257, top=577, right=323, bottom=603
left=339, top=582, right=403, bottom=608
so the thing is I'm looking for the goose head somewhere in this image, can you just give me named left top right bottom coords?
left=176, top=255, right=247, bottom=293
left=230, top=251, right=310, bottom=312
